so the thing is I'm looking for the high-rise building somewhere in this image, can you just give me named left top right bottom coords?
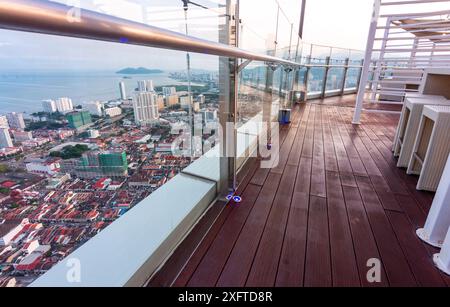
left=167, top=95, right=179, bottom=106
left=6, top=112, right=26, bottom=130
left=86, top=101, right=103, bottom=117
left=55, top=97, right=74, bottom=113
left=137, top=80, right=154, bottom=92
left=193, top=102, right=200, bottom=113
left=180, top=96, right=193, bottom=111
left=66, top=111, right=93, bottom=129
left=156, top=95, right=165, bottom=111
left=133, top=92, right=159, bottom=125
left=42, top=99, right=57, bottom=113
left=197, top=94, right=206, bottom=104
left=0, top=115, right=8, bottom=128
left=119, top=82, right=127, bottom=100
left=162, top=86, right=176, bottom=96
left=0, top=128, right=13, bottom=149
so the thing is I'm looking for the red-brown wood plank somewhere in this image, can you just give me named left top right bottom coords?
left=340, top=172, right=358, bottom=188
left=369, top=175, right=403, bottom=212
left=149, top=201, right=226, bottom=287
left=304, top=195, right=332, bottom=287
left=386, top=210, right=446, bottom=287
left=326, top=171, right=360, bottom=286
left=275, top=155, right=312, bottom=286
left=311, top=105, right=327, bottom=198
left=394, top=194, right=427, bottom=229
left=321, top=106, right=339, bottom=172
left=173, top=204, right=234, bottom=286
left=301, top=104, right=315, bottom=159
left=287, top=104, right=310, bottom=166
left=355, top=176, right=417, bottom=286
left=246, top=166, right=298, bottom=286
left=187, top=184, right=262, bottom=287
left=342, top=185, right=388, bottom=287
left=326, top=108, right=353, bottom=174
left=275, top=191, right=309, bottom=287
left=217, top=173, right=282, bottom=287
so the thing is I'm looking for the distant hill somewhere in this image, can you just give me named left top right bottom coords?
left=116, top=67, right=163, bottom=74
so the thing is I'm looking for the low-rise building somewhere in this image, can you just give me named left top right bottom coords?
left=46, top=173, right=71, bottom=189
left=16, top=245, right=51, bottom=271
left=57, top=129, right=75, bottom=140
left=26, top=159, right=60, bottom=176
left=11, top=130, right=33, bottom=142
left=104, top=107, right=122, bottom=118
left=88, top=129, right=100, bottom=139
left=0, top=219, right=28, bottom=246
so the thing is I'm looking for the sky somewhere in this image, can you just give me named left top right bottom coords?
left=0, top=0, right=448, bottom=72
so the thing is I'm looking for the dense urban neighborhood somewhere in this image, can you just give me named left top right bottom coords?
left=0, top=72, right=221, bottom=287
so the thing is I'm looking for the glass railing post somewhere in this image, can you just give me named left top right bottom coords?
left=341, top=58, right=350, bottom=95
left=278, top=68, right=284, bottom=98
left=263, top=63, right=276, bottom=151
left=305, top=56, right=311, bottom=98
left=219, top=0, right=239, bottom=199
left=321, top=56, right=331, bottom=99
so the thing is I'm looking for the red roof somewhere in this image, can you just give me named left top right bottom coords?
left=94, top=178, right=109, bottom=189
left=1, top=181, right=16, bottom=188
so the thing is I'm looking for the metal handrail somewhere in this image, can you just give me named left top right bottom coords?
left=0, top=0, right=301, bottom=67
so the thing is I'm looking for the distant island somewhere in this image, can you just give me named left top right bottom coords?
left=116, top=67, right=163, bottom=74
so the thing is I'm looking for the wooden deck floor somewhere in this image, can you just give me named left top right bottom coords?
left=150, top=100, right=450, bottom=287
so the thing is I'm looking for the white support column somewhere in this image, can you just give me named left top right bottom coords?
left=434, top=228, right=450, bottom=276
left=353, top=0, right=381, bottom=124
left=370, top=17, right=391, bottom=102
left=430, top=42, right=436, bottom=67
left=409, top=37, right=419, bottom=68
left=417, top=155, right=450, bottom=248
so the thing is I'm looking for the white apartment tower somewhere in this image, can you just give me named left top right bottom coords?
left=86, top=101, right=103, bottom=117
left=0, top=115, right=8, bottom=128
left=162, top=86, right=176, bottom=96
left=119, top=81, right=127, bottom=100
left=6, top=112, right=26, bottom=130
left=137, top=80, right=154, bottom=92
left=133, top=92, right=159, bottom=125
left=55, top=97, right=74, bottom=113
left=0, top=128, right=13, bottom=149
left=42, top=99, right=57, bottom=113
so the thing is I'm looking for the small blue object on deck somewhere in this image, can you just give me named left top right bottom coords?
left=278, top=109, right=291, bottom=125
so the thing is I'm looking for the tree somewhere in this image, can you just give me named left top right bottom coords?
left=0, top=164, right=10, bottom=173
left=0, top=187, right=10, bottom=195
left=50, top=144, right=90, bottom=159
